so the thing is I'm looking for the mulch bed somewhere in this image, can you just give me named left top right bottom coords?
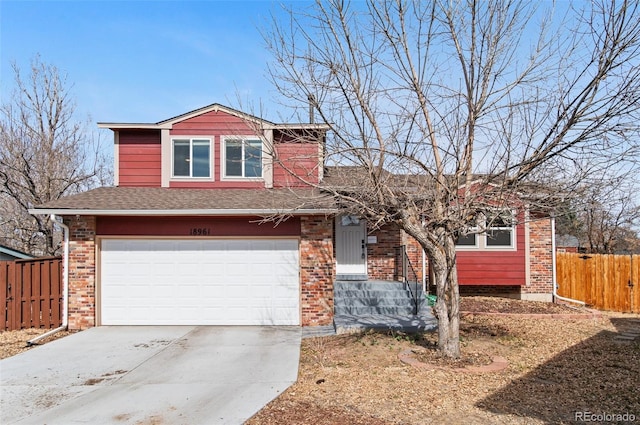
left=248, top=297, right=640, bottom=424
left=0, top=328, right=73, bottom=360
left=460, top=296, right=585, bottom=314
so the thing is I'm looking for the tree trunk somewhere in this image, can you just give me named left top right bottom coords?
left=432, top=233, right=461, bottom=358
left=399, top=212, right=461, bottom=358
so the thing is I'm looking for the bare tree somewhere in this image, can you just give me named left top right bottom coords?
left=0, top=56, right=110, bottom=256
left=264, top=0, right=640, bottom=357
left=557, top=175, right=640, bottom=254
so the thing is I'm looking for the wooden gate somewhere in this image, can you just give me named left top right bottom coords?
left=0, top=257, right=63, bottom=331
left=556, top=252, right=640, bottom=313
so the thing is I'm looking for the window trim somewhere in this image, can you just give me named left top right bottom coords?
left=455, top=209, right=517, bottom=251
left=171, top=137, right=213, bottom=180
left=221, top=136, right=264, bottom=180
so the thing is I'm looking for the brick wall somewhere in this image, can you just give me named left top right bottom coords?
left=367, top=224, right=402, bottom=281
left=402, top=232, right=425, bottom=283
left=300, top=216, right=335, bottom=326
left=523, top=217, right=554, bottom=300
left=365, top=224, right=425, bottom=283
left=65, top=216, right=96, bottom=330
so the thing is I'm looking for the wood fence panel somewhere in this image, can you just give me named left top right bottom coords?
left=1, top=261, right=14, bottom=330
left=50, top=259, right=62, bottom=326
left=633, top=255, right=640, bottom=314
left=556, top=252, right=637, bottom=313
left=20, top=261, right=32, bottom=329
left=0, top=257, right=62, bottom=331
left=39, top=260, right=51, bottom=328
left=617, top=255, right=631, bottom=312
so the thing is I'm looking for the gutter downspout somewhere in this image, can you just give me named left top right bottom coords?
left=551, top=216, right=586, bottom=306
left=27, top=215, right=69, bottom=346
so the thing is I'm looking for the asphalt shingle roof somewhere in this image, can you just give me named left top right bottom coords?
left=31, top=187, right=335, bottom=214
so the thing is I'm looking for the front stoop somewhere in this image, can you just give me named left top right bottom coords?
left=333, top=280, right=437, bottom=334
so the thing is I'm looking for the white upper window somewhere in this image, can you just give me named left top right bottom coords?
left=223, top=137, right=263, bottom=179
left=172, top=138, right=211, bottom=178
left=456, top=209, right=516, bottom=250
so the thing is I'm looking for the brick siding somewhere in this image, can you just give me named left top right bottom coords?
left=523, top=217, right=554, bottom=296
left=403, top=232, right=425, bottom=283
left=300, top=216, right=335, bottom=326
left=65, top=216, right=97, bottom=330
left=365, top=224, right=426, bottom=283
left=367, top=224, right=402, bottom=281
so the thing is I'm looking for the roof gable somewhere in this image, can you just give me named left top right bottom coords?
left=159, top=103, right=274, bottom=128
left=98, top=103, right=330, bottom=132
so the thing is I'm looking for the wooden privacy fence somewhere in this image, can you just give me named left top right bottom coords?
left=556, top=252, right=640, bottom=313
left=1, top=257, right=63, bottom=331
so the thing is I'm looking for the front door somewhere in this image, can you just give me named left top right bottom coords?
left=335, top=215, right=367, bottom=278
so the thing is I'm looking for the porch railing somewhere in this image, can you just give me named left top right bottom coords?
left=397, top=245, right=421, bottom=315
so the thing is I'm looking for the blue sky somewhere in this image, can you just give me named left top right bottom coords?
left=1, top=0, right=305, bottom=125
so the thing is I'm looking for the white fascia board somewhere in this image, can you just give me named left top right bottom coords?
left=97, top=123, right=172, bottom=130
left=269, top=123, right=331, bottom=130
left=96, top=122, right=330, bottom=132
left=29, top=208, right=337, bottom=216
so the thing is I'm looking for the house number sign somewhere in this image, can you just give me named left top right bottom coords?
left=189, top=228, right=211, bottom=236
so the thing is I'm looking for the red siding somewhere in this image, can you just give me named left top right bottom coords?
left=273, top=143, right=320, bottom=187
left=456, top=222, right=526, bottom=285
left=97, top=216, right=301, bottom=237
left=169, top=110, right=263, bottom=188
left=118, top=130, right=161, bottom=187
left=116, top=109, right=324, bottom=189
left=171, top=111, right=254, bottom=135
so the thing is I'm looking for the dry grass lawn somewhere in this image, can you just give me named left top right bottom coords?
left=2, top=299, right=638, bottom=424
left=248, top=299, right=640, bottom=424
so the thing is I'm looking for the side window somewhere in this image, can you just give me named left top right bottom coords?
left=223, top=137, right=263, bottom=178
left=456, top=209, right=516, bottom=250
left=456, top=232, right=478, bottom=247
left=486, top=211, right=514, bottom=247
left=172, top=138, right=211, bottom=178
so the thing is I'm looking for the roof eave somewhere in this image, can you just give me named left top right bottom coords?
left=29, top=208, right=337, bottom=216
left=97, top=122, right=331, bottom=132
left=97, top=123, right=171, bottom=130
left=270, top=123, right=331, bottom=131
left=0, top=246, right=33, bottom=259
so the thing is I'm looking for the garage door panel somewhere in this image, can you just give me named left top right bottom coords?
left=101, top=239, right=299, bottom=325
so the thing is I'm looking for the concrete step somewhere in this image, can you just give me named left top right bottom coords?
left=335, top=289, right=426, bottom=303
left=336, top=297, right=418, bottom=307
left=335, top=288, right=413, bottom=298
left=334, top=280, right=427, bottom=316
left=335, top=280, right=408, bottom=291
left=334, top=313, right=438, bottom=334
left=333, top=280, right=435, bottom=332
left=334, top=305, right=421, bottom=315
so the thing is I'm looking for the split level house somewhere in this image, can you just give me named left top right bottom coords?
left=30, top=103, right=555, bottom=330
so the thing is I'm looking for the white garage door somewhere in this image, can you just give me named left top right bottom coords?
left=100, top=239, right=300, bottom=325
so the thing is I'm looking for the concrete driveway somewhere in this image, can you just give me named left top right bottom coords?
left=0, top=326, right=301, bottom=424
